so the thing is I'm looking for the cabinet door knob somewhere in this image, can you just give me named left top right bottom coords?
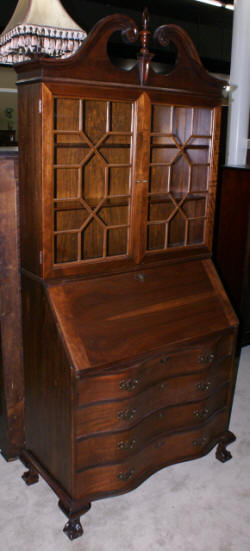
left=117, top=468, right=135, bottom=481
left=199, top=353, right=215, bottom=364
left=119, top=378, right=139, bottom=391
left=196, top=381, right=211, bottom=392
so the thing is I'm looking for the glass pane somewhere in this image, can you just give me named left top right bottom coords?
left=148, top=197, right=174, bottom=222
left=82, top=156, right=105, bottom=204
left=54, top=98, right=80, bottom=131
left=82, top=219, right=104, bottom=259
left=147, top=224, right=166, bottom=250
left=99, top=142, right=130, bottom=164
left=186, top=147, right=209, bottom=164
left=54, top=169, right=79, bottom=199
left=55, top=146, right=89, bottom=165
left=168, top=212, right=186, bottom=247
left=109, top=167, right=130, bottom=195
left=182, top=197, right=206, bottom=218
left=150, top=165, right=171, bottom=193
left=110, top=102, right=132, bottom=132
left=99, top=204, right=128, bottom=225
left=188, top=219, right=204, bottom=244
left=191, top=166, right=209, bottom=192
left=55, top=133, right=86, bottom=145
left=55, top=233, right=78, bottom=263
left=151, top=146, right=178, bottom=164
left=151, top=105, right=172, bottom=134
left=170, top=156, right=190, bottom=199
left=193, top=108, right=212, bottom=136
left=173, top=107, right=192, bottom=144
left=55, top=208, right=89, bottom=231
left=107, top=228, right=128, bottom=256
left=189, top=136, right=210, bottom=147
left=83, top=100, right=107, bottom=143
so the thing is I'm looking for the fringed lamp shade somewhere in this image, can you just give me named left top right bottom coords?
left=0, top=0, right=87, bottom=64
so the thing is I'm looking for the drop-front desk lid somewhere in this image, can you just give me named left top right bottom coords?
left=47, top=259, right=238, bottom=371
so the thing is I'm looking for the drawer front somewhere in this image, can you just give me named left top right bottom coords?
left=75, top=410, right=228, bottom=500
left=76, top=386, right=229, bottom=470
left=76, top=332, right=234, bottom=407
left=75, top=357, right=232, bottom=437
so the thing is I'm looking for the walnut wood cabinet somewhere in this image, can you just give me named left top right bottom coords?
left=15, top=12, right=238, bottom=540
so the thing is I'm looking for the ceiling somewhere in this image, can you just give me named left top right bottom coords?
left=0, top=0, right=234, bottom=74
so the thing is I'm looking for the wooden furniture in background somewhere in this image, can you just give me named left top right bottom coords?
left=0, top=130, right=17, bottom=146
left=0, top=151, right=24, bottom=460
left=15, top=11, right=238, bottom=540
left=215, top=165, right=250, bottom=346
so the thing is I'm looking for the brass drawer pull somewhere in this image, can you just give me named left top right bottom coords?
left=159, top=382, right=168, bottom=391
left=199, top=353, right=215, bottom=364
left=117, top=408, right=136, bottom=421
left=192, top=436, right=208, bottom=447
left=193, top=407, right=209, bottom=419
left=117, top=439, right=136, bottom=450
left=119, top=378, right=139, bottom=391
left=196, top=381, right=211, bottom=392
left=117, top=468, right=135, bottom=481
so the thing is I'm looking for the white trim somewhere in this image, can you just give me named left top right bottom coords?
left=0, top=88, right=17, bottom=93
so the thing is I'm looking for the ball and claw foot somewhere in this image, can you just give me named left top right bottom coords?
left=63, top=518, right=83, bottom=540
left=22, top=469, right=39, bottom=485
left=216, top=444, right=232, bottom=463
left=215, top=431, right=236, bottom=463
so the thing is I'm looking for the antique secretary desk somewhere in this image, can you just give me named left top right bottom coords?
left=15, top=10, right=238, bottom=540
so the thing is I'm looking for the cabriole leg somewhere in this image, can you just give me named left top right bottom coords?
left=58, top=499, right=91, bottom=541
left=216, top=430, right=236, bottom=463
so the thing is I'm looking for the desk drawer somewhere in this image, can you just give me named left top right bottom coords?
left=75, top=358, right=232, bottom=437
left=76, top=332, right=234, bottom=407
left=75, top=409, right=228, bottom=500
left=75, top=386, right=229, bottom=470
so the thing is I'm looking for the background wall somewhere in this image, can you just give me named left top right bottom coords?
left=0, top=66, right=17, bottom=138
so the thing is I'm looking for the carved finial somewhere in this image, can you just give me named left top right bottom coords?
left=142, top=7, right=149, bottom=31
left=137, top=7, right=153, bottom=85
left=140, top=7, right=150, bottom=54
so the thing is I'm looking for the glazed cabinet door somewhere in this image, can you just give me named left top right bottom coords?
left=52, top=93, right=136, bottom=266
left=131, top=93, right=221, bottom=262
left=41, top=85, right=221, bottom=277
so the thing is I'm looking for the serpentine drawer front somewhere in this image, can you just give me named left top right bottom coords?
left=75, top=384, right=229, bottom=438
left=76, top=332, right=234, bottom=408
left=75, top=386, right=229, bottom=470
left=76, top=356, right=233, bottom=436
left=75, top=410, right=229, bottom=500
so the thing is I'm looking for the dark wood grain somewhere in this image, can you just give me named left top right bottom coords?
left=47, top=260, right=235, bottom=370
left=14, top=12, right=238, bottom=540
left=21, top=274, right=73, bottom=494
left=0, top=154, right=24, bottom=460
